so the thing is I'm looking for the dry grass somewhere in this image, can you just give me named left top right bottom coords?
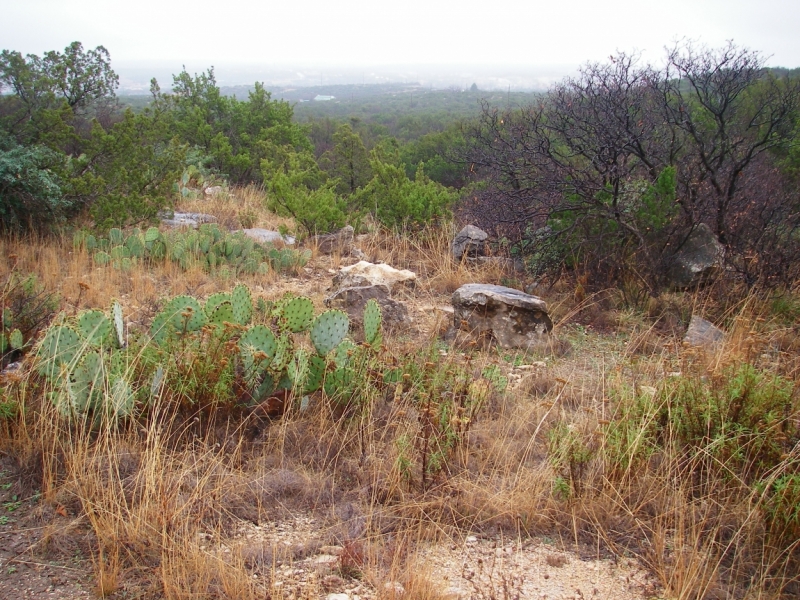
left=1, top=190, right=799, bottom=599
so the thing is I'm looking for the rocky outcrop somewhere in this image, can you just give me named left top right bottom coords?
left=452, top=225, right=488, bottom=261
left=450, top=284, right=552, bottom=350
left=683, top=315, right=725, bottom=348
left=240, top=228, right=296, bottom=245
left=667, top=224, right=724, bottom=289
left=159, top=212, right=217, bottom=229
left=309, top=225, right=354, bottom=255
left=331, top=261, right=416, bottom=292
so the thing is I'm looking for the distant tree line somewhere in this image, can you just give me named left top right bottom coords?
left=1, top=42, right=459, bottom=233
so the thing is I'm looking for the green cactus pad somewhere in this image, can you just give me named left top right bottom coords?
left=231, top=284, right=252, bottom=325
left=271, top=334, right=293, bottom=372
left=239, top=324, right=277, bottom=379
left=204, top=292, right=231, bottom=317
left=109, top=228, right=124, bottom=246
left=306, top=355, right=326, bottom=393
left=150, top=296, right=206, bottom=345
left=144, top=226, right=161, bottom=246
left=125, top=235, right=145, bottom=258
left=9, top=328, right=23, bottom=350
left=334, top=339, right=357, bottom=368
left=287, top=348, right=309, bottom=389
left=363, top=299, right=382, bottom=346
left=310, top=310, right=349, bottom=356
left=323, top=367, right=356, bottom=398
left=281, top=297, right=314, bottom=333
left=37, top=325, right=83, bottom=379
left=208, top=301, right=234, bottom=327
left=85, top=234, right=97, bottom=251
left=78, top=310, right=113, bottom=346
left=111, top=300, right=124, bottom=348
left=94, top=251, right=111, bottom=266
left=68, top=351, right=104, bottom=413
left=108, top=377, right=134, bottom=419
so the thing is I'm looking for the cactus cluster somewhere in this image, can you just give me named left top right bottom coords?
left=75, top=225, right=311, bottom=276
left=36, top=300, right=134, bottom=420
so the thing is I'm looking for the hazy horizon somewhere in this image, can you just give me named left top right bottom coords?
left=4, top=0, right=800, bottom=94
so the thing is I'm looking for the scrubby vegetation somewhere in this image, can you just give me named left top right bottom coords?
left=0, top=40, right=799, bottom=599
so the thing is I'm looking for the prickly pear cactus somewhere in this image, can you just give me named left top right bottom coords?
left=94, top=251, right=111, bottom=266
left=334, top=338, right=357, bottom=369
left=108, top=377, right=135, bottom=419
left=111, top=300, right=124, bottom=348
left=125, top=234, right=145, bottom=258
left=109, top=227, right=124, bottom=246
left=281, top=297, right=314, bottom=333
left=287, top=348, right=309, bottom=391
left=67, top=351, right=104, bottom=413
left=231, top=284, right=252, bottom=325
left=323, top=367, right=356, bottom=398
left=239, top=325, right=278, bottom=391
left=310, top=310, right=349, bottom=356
left=144, top=227, right=161, bottom=247
left=207, top=301, right=234, bottom=327
left=363, top=299, right=382, bottom=346
left=204, top=292, right=231, bottom=317
left=8, top=329, right=23, bottom=350
left=150, top=295, right=206, bottom=345
left=37, top=324, right=82, bottom=379
left=306, top=355, right=326, bottom=393
left=78, top=310, right=113, bottom=346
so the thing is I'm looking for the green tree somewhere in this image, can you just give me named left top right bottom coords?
left=319, top=124, right=372, bottom=195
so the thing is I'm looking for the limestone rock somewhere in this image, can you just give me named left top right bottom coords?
left=683, top=315, right=725, bottom=347
left=668, top=223, right=724, bottom=289
left=451, top=284, right=552, bottom=350
left=159, top=212, right=217, bottom=229
left=452, top=225, right=488, bottom=260
left=332, top=261, right=416, bottom=292
left=239, top=228, right=296, bottom=245
left=310, top=225, right=354, bottom=255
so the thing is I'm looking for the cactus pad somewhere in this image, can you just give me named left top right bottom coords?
left=144, top=227, right=161, bottom=246
left=306, top=355, right=326, bottom=393
left=208, top=301, right=234, bottom=327
left=150, top=295, right=206, bottom=345
left=310, top=310, right=349, bottom=356
left=111, top=300, right=124, bottom=348
left=9, top=329, right=23, bottom=350
left=231, top=284, right=252, bottom=325
left=334, top=339, right=357, bottom=368
left=363, top=299, right=382, bottom=346
left=323, top=367, right=356, bottom=398
left=78, top=310, right=113, bottom=346
left=109, top=227, right=124, bottom=246
left=94, top=251, right=111, bottom=266
left=68, top=351, right=104, bottom=413
left=204, top=293, right=231, bottom=317
left=281, top=297, right=314, bottom=333
left=108, top=377, right=134, bottom=418
left=37, top=325, right=82, bottom=379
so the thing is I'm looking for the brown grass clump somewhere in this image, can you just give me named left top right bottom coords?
left=1, top=191, right=799, bottom=598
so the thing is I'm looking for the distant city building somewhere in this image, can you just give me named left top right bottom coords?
left=313, top=95, right=336, bottom=101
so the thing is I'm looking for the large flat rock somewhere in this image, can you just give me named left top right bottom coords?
left=451, top=284, right=552, bottom=350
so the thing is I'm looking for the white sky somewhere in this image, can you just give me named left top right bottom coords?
left=3, top=0, right=799, bottom=70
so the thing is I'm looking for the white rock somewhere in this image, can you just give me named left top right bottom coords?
left=332, top=261, right=417, bottom=291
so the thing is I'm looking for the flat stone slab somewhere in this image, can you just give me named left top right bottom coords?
left=451, top=284, right=552, bottom=350
left=160, top=212, right=217, bottom=228
left=239, top=228, right=296, bottom=245
left=452, top=224, right=488, bottom=260
left=332, top=261, right=416, bottom=292
left=683, top=315, right=725, bottom=347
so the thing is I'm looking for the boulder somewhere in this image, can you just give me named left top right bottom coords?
left=309, top=225, right=354, bottom=255
left=325, top=285, right=409, bottom=330
left=452, top=225, right=488, bottom=260
left=451, top=283, right=552, bottom=350
left=332, top=261, right=416, bottom=292
left=160, top=212, right=217, bottom=229
left=239, top=228, right=296, bottom=245
left=667, top=223, right=724, bottom=289
left=683, top=315, right=725, bottom=348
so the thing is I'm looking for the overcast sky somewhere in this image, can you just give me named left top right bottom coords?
left=3, top=0, right=799, bottom=73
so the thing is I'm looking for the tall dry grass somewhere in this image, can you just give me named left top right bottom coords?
left=1, top=191, right=798, bottom=598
